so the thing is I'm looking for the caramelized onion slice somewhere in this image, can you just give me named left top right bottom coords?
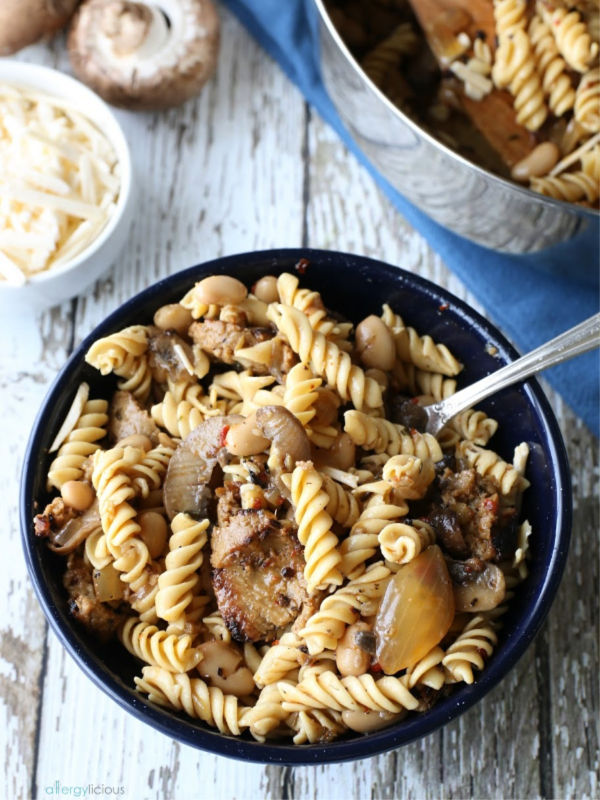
left=48, top=501, right=101, bottom=555
left=163, top=415, right=242, bottom=520
left=93, top=562, right=125, bottom=603
left=374, top=545, right=455, bottom=673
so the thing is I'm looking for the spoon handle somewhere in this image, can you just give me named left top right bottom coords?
left=429, top=312, right=600, bottom=431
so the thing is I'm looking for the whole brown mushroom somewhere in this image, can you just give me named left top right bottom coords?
left=0, top=0, right=80, bottom=55
left=67, top=0, right=220, bottom=110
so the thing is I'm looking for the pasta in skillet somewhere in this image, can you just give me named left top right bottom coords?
left=34, top=265, right=533, bottom=743
left=325, top=0, right=600, bottom=207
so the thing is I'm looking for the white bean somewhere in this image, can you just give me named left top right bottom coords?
left=336, top=621, right=371, bottom=677
left=511, top=142, right=560, bottom=182
left=355, top=315, right=396, bottom=371
left=252, top=275, right=279, bottom=304
left=225, top=415, right=270, bottom=457
left=196, top=275, right=247, bottom=306
left=61, top=480, right=94, bottom=511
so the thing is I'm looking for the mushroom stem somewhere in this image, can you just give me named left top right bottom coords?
left=101, top=1, right=169, bottom=58
left=68, top=0, right=220, bottom=110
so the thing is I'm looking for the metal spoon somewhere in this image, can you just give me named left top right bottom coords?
left=423, top=313, right=600, bottom=437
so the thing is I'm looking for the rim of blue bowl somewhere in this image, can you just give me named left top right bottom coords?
left=20, top=248, right=572, bottom=765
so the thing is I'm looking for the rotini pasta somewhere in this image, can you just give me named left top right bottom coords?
left=442, top=616, right=498, bottom=684
left=155, top=514, right=209, bottom=626
left=135, top=666, right=248, bottom=735
left=47, top=396, right=109, bottom=489
left=529, top=14, right=576, bottom=116
left=492, top=29, right=549, bottom=131
left=380, top=304, right=462, bottom=377
left=290, top=462, right=343, bottom=592
left=344, top=410, right=443, bottom=462
left=120, top=617, right=202, bottom=673
left=539, top=2, right=599, bottom=73
left=378, top=519, right=436, bottom=565
left=268, top=303, right=383, bottom=410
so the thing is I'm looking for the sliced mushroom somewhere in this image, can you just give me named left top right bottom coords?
left=0, top=0, right=79, bottom=55
left=163, top=414, right=242, bottom=520
left=67, top=0, right=220, bottom=110
left=447, top=557, right=506, bottom=612
left=147, top=326, right=195, bottom=384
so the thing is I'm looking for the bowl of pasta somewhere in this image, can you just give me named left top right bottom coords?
left=313, top=0, right=599, bottom=254
left=21, top=249, right=571, bottom=763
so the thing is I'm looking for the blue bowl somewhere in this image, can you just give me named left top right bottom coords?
left=20, top=248, right=571, bottom=764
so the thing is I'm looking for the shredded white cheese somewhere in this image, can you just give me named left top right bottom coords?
left=0, top=85, right=121, bottom=285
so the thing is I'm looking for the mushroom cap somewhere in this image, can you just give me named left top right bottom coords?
left=0, top=0, right=80, bottom=55
left=67, top=0, right=220, bottom=110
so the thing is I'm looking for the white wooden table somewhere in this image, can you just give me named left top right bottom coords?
left=2, top=9, right=598, bottom=800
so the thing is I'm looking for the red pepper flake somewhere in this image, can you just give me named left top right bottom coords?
left=439, top=303, right=449, bottom=311
left=252, top=498, right=264, bottom=510
left=410, top=428, right=418, bottom=437
left=371, top=662, right=383, bottom=673
left=219, top=425, right=230, bottom=447
left=272, top=639, right=280, bottom=647
left=410, top=397, right=420, bottom=405
left=483, top=496, right=498, bottom=512
left=274, top=496, right=285, bottom=506
left=295, top=257, right=309, bottom=275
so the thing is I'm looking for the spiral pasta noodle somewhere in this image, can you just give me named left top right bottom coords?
left=380, top=304, right=462, bottom=376
left=493, top=0, right=528, bottom=38
left=381, top=454, right=436, bottom=499
left=492, top=29, right=549, bottom=131
left=361, top=23, right=419, bottom=86
left=530, top=165, right=600, bottom=203
left=279, top=670, right=419, bottom=714
left=339, top=496, right=408, bottom=578
left=290, top=462, right=343, bottom=592
left=298, top=562, right=391, bottom=654
left=529, top=14, right=576, bottom=116
left=120, top=618, right=202, bottom=673
left=155, top=514, right=209, bottom=626
left=378, top=519, right=436, bottom=565
left=276, top=272, right=352, bottom=343
left=442, top=616, right=498, bottom=684
left=574, top=67, right=600, bottom=133
left=540, top=3, right=599, bottom=73
left=405, top=646, right=445, bottom=691
left=91, top=445, right=142, bottom=555
left=268, top=303, right=382, bottom=410
left=135, top=666, right=248, bottom=735
left=392, top=361, right=457, bottom=401
left=253, top=632, right=304, bottom=687
left=446, top=408, right=499, bottom=446
left=85, top=325, right=151, bottom=401
left=283, top=362, right=321, bottom=427
left=321, top=474, right=360, bottom=527
left=457, top=440, right=530, bottom=497
left=344, top=410, right=443, bottom=462
left=47, top=398, right=109, bottom=489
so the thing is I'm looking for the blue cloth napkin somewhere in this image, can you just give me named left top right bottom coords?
left=221, top=0, right=600, bottom=434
